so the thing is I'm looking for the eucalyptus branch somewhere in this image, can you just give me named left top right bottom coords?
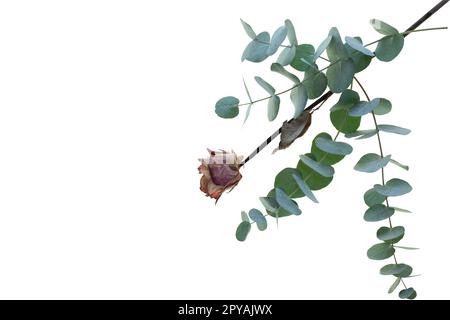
left=354, top=76, right=409, bottom=290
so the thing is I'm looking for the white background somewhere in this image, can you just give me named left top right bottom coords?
left=0, top=0, right=449, bottom=299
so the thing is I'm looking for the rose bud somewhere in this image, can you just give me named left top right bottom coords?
left=198, top=149, right=243, bottom=203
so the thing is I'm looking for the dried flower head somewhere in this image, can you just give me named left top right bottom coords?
left=198, top=149, right=243, bottom=203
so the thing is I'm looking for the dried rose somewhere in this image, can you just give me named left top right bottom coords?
left=198, top=149, right=243, bottom=203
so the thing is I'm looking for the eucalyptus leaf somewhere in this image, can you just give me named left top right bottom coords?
left=259, top=196, right=279, bottom=213
left=268, top=96, right=280, bottom=121
left=374, top=178, right=412, bottom=197
left=377, top=226, right=405, bottom=243
left=285, top=19, right=298, bottom=45
left=241, top=211, right=250, bottom=222
left=299, top=155, right=334, bottom=177
left=242, top=32, right=271, bottom=63
left=292, top=172, right=318, bottom=203
left=364, top=188, right=386, bottom=207
left=303, top=64, right=328, bottom=99
left=315, top=137, right=353, bottom=156
left=330, top=108, right=361, bottom=134
left=249, top=208, right=267, bottom=231
left=277, top=45, right=296, bottom=66
left=388, top=277, right=401, bottom=294
left=364, top=204, right=395, bottom=222
left=290, top=84, right=308, bottom=118
left=348, top=98, right=381, bottom=117
left=354, top=153, right=391, bottom=173
left=326, top=58, right=355, bottom=93
left=236, top=221, right=251, bottom=242
left=378, top=124, right=411, bottom=135
left=311, top=133, right=345, bottom=165
left=329, top=89, right=360, bottom=112
left=243, top=104, right=253, bottom=124
left=367, top=243, right=395, bottom=260
left=297, top=153, right=333, bottom=190
left=266, top=189, right=294, bottom=218
left=375, top=34, right=404, bottom=62
left=380, top=264, right=412, bottom=278
left=314, top=35, right=332, bottom=61
left=399, top=288, right=417, bottom=300
left=345, top=129, right=377, bottom=139
left=327, top=27, right=348, bottom=61
left=345, top=36, right=374, bottom=56
left=392, top=207, right=412, bottom=213
left=271, top=63, right=300, bottom=84
left=390, top=158, right=409, bottom=171
left=267, top=26, right=288, bottom=56
left=291, top=44, right=315, bottom=71
left=274, top=168, right=305, bottom=198
left=240, top=19, right=257, bottom=39
left=255, top=76, right=275, bottom=95
left=394, top=245, right=419, bottom=250
left=373, top=98, right=392, bottom=115
left=215, top=96, right=240, bottom=118
left=344, top=36, right=372, bottom=73
left=370, top=19, right=399, bottom=36
left=275, top=188, right=302, bottom=216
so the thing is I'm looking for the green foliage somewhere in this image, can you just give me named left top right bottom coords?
left=218, top=15, right=427, bottom=300
left=374, top=178, right=412, bottom=197
left=377, top=226, right=405, bottom=243
left=242, top=32, right=271, bottom=62
left=399, top=288, right=417, bottom=300
left=354, top=153, right=391, bottom=173
left=311, top=133, right=345, bottom=165
left=367, top=243, right=395, bottom=260
left=291, top=44, right=315, bottom=71
left=215, top=96, right=240, bottom=118
left=275, top=188, right=302, bottom=216
left=249, top=208, right=268, bottom=231
left=364, top=204, right=395, bottom=222
left=236, top=221, right=251, bottom=241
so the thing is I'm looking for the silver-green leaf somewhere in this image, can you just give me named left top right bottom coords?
left=299, top=155, right=335, bottom=177
left=354, top=153, right=391, bottom=173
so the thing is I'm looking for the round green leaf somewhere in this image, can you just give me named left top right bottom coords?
left=266, top=189, right=293, bottom=218
left=297, top=153, right=333, bottom=191
left=291, top=44, right=315, bottom=71
left=330, top=89, right=360, bottom=112
left=354, top=153, right=391, bottom=173
left=242, top=32, right=270, bottom=63
left=348, top=98, right=381, bottom=117
left=345, top=36, right=374, bottom=57
left=215, top=96, right=240, bottom=118
left=311, top=133, right=345, bottom=165
left=275, top=188, right=302, bottom=216
left=367, top=243, right=395, bottom=260
left=364, top=204, right=394, bottom=222
left=364, top=188, right=386, bottom=207
left=380, top=264, right=413, bottom=277
left=399, top=288, right=417, bottom=300
left=236, top=221, right=251, bottom=242
left=344, top=37, right=372, bottom=73
left=274, top=168, right=305, bottom=198
left=375, top=34, right=404, bottom=62
left=373, top=98, right=392, bottom=115
left=249, top=208, right=267, bottom=231
left=377, top=226, right=405, bottom=243
left=299, top=155, right=334, bottom=177
left=326, top=59, right=355, bottom=93
left=374, top=178, right=412, bottom=197
left=304, top=66, right=327, bottom=99
left=330, top=108, right=361, bottom=134
left=315, top=137, right=353, bottom=156
left=292, top=172, right=318, bottom=203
